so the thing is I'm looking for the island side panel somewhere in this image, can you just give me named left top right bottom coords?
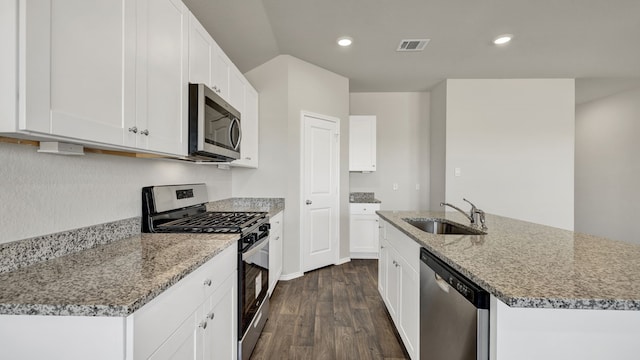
left=490, top=296, right=640, bottom=360
left=0, top=315, right=126, bottom=359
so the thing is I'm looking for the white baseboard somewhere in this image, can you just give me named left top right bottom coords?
left=279, top=271, right=304, bottom=281
left=350, top=252, right=379, bottom=259
left=335, top=257, right=351, bottom=265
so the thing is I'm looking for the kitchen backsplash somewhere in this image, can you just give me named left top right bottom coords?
left=0, top=217, right=140, bottom=274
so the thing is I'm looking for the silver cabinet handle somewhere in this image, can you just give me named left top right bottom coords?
left=199, top=321, right=207, bottom=329
left=140, top=129, right=149, bottom=136
left=275, top=236, right=280, bottom=241
left=128, top=126, right=138, bottom=134
left=208, top=312, right=215, bottom=320
left=245, top=157, right=252, bottom=160
left=306, top=200, right=312, bottom=205
left=380, top=245, right=385, bottom=249
left=203, top=279, right=212, bottom=287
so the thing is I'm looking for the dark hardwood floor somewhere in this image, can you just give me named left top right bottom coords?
left=250, top=259, right=409, bottom=360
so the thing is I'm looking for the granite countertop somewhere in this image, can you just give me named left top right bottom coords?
left=0, top=233, right=237, bottom=317
left=207, top=197, right=285, bottom=217
left=349, top=192, right=381, bottom=204
left=377, top=210, right=640, bottom=311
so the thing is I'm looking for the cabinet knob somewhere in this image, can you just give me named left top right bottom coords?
left=199, top=321, right=207, bottom=329
left=203, top=279, right=212, bottom=287
left=140, top=129, right=149, bottom=136
left=275, top=236, right=280, bottom=241
left=208, top=312, right=215, bottom=320
left=305, top=200, right=312, bottom=205
left=128, top=126, right=138, bottom=134
left=372, top=165, right=375, bottom=167
left=245, top=157, right=252, bottom=160
left=380, top=245, right=385, bottom=249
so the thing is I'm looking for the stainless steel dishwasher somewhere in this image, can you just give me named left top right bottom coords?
left=420, top=248, right=489, bottom=360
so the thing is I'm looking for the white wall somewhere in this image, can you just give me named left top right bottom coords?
left=575, top=87, right=640, bottom=244
left=444, top=79, right=575, bottom=230
left=349, top=92, right=430, bottom=211
left=429, top=81, right=447, bottom=210
left=0, top=142, right=232, bottom=244
left=234, top=55, right=350, bottom=275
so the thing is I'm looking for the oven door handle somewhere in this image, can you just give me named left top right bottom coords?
left=242, top=237, right=269, bottom=261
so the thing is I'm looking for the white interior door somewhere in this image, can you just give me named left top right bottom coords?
left=301, top=112, right=340, bottom=272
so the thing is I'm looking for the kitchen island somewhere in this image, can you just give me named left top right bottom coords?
left=378, top=210, right=640, bottom=360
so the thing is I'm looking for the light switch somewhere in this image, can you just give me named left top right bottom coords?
left=454, top=167, right=461, bottom=177
left=415, top=184, right=420, bottom=190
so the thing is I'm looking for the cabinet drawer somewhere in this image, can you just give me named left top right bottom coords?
left=385, top=223, right=420, bottom=272
left=201, top=245, right=237, bottom=300
left=350, top=203, right=380, bottom=215
left=133, top=244, right=237, bottom=360
left=270, top=211, right=283, bottom=233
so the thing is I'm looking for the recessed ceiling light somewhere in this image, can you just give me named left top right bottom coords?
left=493, top=34, right=513, bottom=45
left=337, top=36, right=353, bottom=47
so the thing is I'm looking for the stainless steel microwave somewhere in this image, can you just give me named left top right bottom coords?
left=188, top=83, right=241, bottom=162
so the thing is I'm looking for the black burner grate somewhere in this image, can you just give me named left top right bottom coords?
left=157, top=211, right=266, bottom=233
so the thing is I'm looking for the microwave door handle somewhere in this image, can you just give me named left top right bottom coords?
left=230, top=117, right=241, bottom=150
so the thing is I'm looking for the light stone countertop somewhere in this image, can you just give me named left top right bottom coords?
left=207, top=197, right=285, bottom=217
left=378, top=210, right=640, bottom=311
left=0, top=233, right=237, bottom=317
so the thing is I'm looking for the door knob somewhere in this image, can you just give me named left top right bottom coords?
left=306, top=200, right=312, bottom=205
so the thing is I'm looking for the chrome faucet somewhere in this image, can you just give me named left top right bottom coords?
left=440, top=198, right=488, bottom=230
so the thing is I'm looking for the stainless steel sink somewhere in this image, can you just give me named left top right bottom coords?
left=403, top=218, right=487, bottom=235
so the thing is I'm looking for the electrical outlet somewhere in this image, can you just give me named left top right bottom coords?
left=393, top=183, right=399, bottom=191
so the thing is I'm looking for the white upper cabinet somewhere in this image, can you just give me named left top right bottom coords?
left=188, top=12, right=213, bottom=88
left=134, top=0, right=188, bottom=155
left=232, top=80, right=259, bottom=168
left=19, top=0, right=136, bottom=144
left=349, top=115, right=377, bottom=172
left=211, top=43, right=230, bottom=99
left=228, top=66, right=245, bottom=112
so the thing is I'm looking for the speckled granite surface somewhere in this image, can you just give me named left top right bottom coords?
left=207, top=197, right=285, bottom=217
left=0, top=217, right=140, bottom=274
left=378, top=210, right=640, bottom=311
left=0, top=233, right=237, bottom=316
left=349, top=192, right=381, bottom=203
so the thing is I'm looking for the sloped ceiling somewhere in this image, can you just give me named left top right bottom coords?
left=183, top=0, right=640, bottom=101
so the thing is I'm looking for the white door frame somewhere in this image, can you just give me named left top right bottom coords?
left=299, top=110, right=341, bottom=273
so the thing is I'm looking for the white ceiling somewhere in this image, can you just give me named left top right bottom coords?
left=183, top=0, right=640, bottom=102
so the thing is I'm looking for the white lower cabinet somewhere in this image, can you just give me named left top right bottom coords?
left=0, top=244, right=237, bottom=360
left=350, top=203, right=381, bottom=258
left=378, top=218, right=420, bottom=360
left=268, top=211, right=284, bottom=295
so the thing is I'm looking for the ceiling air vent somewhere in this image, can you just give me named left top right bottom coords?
left=396, top=39, right=430, bottom=52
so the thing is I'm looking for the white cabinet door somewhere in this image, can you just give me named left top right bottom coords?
left=148, top=313, right=198, bottom=360
left=268, top=212, right=283, bottom=295
left=350, top=215, right=379, bottom=257
left=380, top=221, right=420, bottom=360
left=200, top=273, right=237, bottom=360
left=398, top=256, right=420, bottom=359
left=385, top=247, right=401, bottom=320
left=228, top=66, right=245, bottom=113
left=232, top=82, right=259, bottom=168
left=188, top=12, right=213, bottom=88
left=20, top=0, right=135, bottom=143
left=135, top=0, right=188, bottom=155
left=349, top=115, right=377, bottom=172
left=211, top=42, right=230, bottom=100
left=378, top=231, right=388, bottom=297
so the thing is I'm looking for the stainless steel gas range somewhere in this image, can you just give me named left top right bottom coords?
left=142, top=183, right=270, bottom=360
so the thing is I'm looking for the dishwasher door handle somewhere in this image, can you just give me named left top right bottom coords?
left=434, top=273, right=450, bottom=293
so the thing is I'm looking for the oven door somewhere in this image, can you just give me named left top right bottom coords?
left=239, top=236, right=269, bottom=336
